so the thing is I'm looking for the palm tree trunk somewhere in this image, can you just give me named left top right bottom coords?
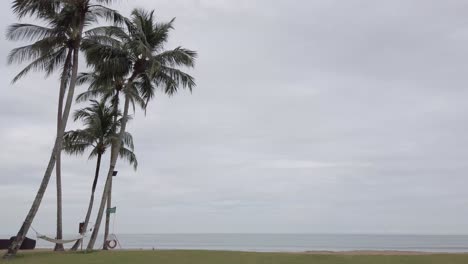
left=87, top=94, right=131, bottom=250
left=103, top=175, right=112, bottom=250
left=54, top=48, right=72, bottom=252
left=54, top=152, right=65, bottom=251
left=103, top=91, right=120, bottom=250
left=4, top=29, right=84, bottom=259
left=70, top=153, right=103, bottom=251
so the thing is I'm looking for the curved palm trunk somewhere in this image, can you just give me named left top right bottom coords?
left=87, top=94, right=131, bottom=250
left=54, top=48, right=72, bottom=252
left=4, top=27, right=84, bottom=258
left=70, top=153, right=103, bottom=251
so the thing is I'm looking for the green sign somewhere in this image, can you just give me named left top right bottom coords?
left=107, top=207, right=117, bottom=214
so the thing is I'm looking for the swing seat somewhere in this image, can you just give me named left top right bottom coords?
left=0, top=237, right=36, bottom=250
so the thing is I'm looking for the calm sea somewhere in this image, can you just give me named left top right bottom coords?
left=27, top=234, right=468, bottom=252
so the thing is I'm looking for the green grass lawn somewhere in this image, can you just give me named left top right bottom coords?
left=1, top=250, right=468, bottom=264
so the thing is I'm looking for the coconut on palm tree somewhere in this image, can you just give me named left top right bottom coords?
left=5, top=0, right=123, bottom=258
left=64, top=99, right=137, bottom=251
left=83, top=9, right=197, bottom=250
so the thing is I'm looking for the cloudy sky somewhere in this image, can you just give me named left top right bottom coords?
left=1, top=0, right=468, bottom=236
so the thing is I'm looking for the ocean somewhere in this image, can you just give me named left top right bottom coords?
left=29, top=234, right=468, bottom=252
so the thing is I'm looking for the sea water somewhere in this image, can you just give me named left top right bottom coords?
left=29, top=234, right=468, bottom=252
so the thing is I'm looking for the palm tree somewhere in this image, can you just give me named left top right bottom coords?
left=74, top=72, right=146, bottom=249
left=84, top=9, right=197, bottom=250
left=4, top=0, right=123, bottom=258
left=7, top=4, right=75, bottom=252
left=64, top=100, right=137, bottom=251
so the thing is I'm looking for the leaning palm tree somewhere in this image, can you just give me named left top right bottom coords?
left=64, top=99, right=137, bottom=251
left=5, top=0, right=123, bottom=258
left=7, top=4, right=77, bottom=252
left=84, top=9, right=197, bottom=250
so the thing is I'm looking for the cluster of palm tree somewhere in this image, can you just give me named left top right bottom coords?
left=4, top=0, right=196, bottom=259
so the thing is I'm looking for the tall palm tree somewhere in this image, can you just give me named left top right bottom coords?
left=84, top=9, right=197, bottom=250
left=74, top=72, right=146, bottom=249
left=4, top=0, right=123, bottom=258
left=64, top=100, right=137, bottom=251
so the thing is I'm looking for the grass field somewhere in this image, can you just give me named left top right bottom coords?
left=1, top=250, right=468, bottom=264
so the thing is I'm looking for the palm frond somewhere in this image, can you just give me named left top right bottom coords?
left=88, top=5, right=125, bottom=25
left=7, top=36, right=64, bottom=65
left=121, top=131, right=135, bottom=150
left=119, top=147, right=138, bottom=170
left=7, top=23, right=56, bottom=42
left=10, top=47, right=67, bottom=83
left=80, top=7, right=197, bottom=115
left=12, top=0, right=62, bottom=19
left=154, top=47, right=197, bottom=68
left=62, top=131, right=93, bottom=155
left=85, top=25, right=129, bottom=41
left=155, top=66, right=196, bottom=95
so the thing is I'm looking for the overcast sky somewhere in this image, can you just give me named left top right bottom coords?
left=1, top=0, right=468, bottom=236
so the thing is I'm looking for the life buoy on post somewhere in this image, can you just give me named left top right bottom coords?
left=106, top=239, right=117, bottom=249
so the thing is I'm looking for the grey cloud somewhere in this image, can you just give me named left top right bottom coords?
left=1, top=0, right=468, bottom=235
